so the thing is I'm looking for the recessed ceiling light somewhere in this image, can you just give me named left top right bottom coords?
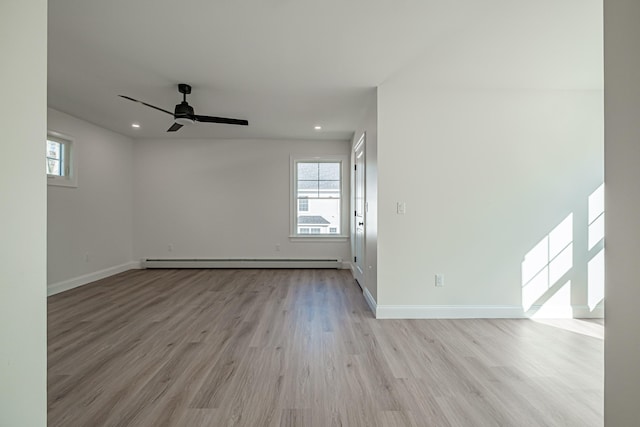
left=131, top=123, right=140, bottom=128
left=314, top=125, right=322, bottom=130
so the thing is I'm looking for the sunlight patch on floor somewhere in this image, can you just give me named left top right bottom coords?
left=532, top=318, right=604, bottom=340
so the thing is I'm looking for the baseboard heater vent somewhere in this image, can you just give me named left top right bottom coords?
left=142, top=258, right=342, bottom=269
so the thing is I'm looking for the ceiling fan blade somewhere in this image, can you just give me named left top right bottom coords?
left=119, top=95, right=174, bottom=116
left=167, top=123, right=183, bottom=132
left=194, top=115, right=249, bottom=126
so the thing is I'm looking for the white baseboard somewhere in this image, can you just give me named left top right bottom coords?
left=374, top=304, right=605, bottom=319
left=376, top=304, right=524, bottom=319
left=47, top=261, right=141, bottom=296
left=142, top=258, right=342, bottom=269
left=347, top=261, right=356, bottom=275
left=527, top=304, right=605, bottom=319
left=363, top=287, right=377, bottom=316
left=574, top=305, right=604, bottom=318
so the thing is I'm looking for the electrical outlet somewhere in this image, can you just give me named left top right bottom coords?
left=168, top=244, right=173, bottom=252
left=275, top=244, right=281, bottom=252
left=435, top=274, right=444, bottom=287
left=84, top=253, right=89, bottom=263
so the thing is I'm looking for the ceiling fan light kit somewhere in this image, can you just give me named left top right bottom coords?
left=174, top=117, right=195, bottom=126
left=119, top=83, right=248, bottom=133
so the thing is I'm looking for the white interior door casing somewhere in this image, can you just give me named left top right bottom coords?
left=353, top=134, right=366, bottom=286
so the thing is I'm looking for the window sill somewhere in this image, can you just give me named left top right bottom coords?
left=289, top=235, right=349, bottom=242
left=47, top=176, right=77, bottom=188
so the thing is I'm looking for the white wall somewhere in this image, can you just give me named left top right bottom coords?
left=133, top=138, right=351, bottom=262
left=604, top=0, right=640, bottom=423
left=47, top=108, right=134, bottom=293
left=376, top=0, right=603, bottom=317
left=352, top=92, right=379, bottom=302
left=0, top=0, right=47, bottom=425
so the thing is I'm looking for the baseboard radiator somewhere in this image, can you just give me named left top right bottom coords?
left=142, top=258, right=342, bottom=269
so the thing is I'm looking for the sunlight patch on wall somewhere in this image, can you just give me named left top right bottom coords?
left=588, top=184, right=605, bottom=250
left=522, top=214, right=573, bottom=311
left=549, top=215, right=573, bottom=285
left=588, top=249, right=605, bottom=311
left=587, top=184, right=605, bottom=312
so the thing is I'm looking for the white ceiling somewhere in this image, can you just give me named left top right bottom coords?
left=48, top=0, right=603, bottom=141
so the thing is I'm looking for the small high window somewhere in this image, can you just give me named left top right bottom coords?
left=47, top=132, right=77, bottom=187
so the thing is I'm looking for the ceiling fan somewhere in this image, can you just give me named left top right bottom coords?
left=119, top=83, right=248, bottom=132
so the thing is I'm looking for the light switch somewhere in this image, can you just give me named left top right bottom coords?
left=397, top=202, right=406, bottom=214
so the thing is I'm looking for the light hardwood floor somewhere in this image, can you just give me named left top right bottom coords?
left=48, top=269, right=603, bottom=426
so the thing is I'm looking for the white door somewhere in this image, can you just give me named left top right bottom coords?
left=353, top=134, right=366, bottom=287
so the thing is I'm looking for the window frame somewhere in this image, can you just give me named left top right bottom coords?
left=290, top=155, right=349, bottom=241
left=47, top=131, right=77, bottom=188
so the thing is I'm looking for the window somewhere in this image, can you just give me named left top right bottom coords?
left=291, top=156, right=346, bottom=238
left=47, top=132, right=76, bottom=187
left=46, top=140, right=64, bottom=176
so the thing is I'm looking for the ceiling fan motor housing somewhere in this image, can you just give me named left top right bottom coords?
left=174, top=101, right=195, bottom=125
left=175, top=101, right=194, bottom=117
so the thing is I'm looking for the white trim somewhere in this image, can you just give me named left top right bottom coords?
left=374, top=304, right=605, bottom=319
left=351, top=132, right=366, bottom=287
left=47, top=261, right=141, bottom=296
left=347, top=260, right=356, bottom=275
left=376, top=305, right=525, bottom=319
left=576, top=305, right=605, bottom=318
left=142, top=258, right=342, bottom=269
left=527, top=304, right=605, bottom=319
left=289, top=235, right=349, bottom=242
left=363, top=287, right=377, bottom=316
left=340, top=261, right=352, bottom=270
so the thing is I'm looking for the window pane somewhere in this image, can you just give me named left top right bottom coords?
left=296, top=199, right=340, bottom=233
left=298, top=180, right=318, bottom=190
left=319, top=180, right=340, bottom=190
left=47, top=140, right=61, bottom=160
left=47, top=159, right=61, bottom=176
left=297, top=163, right=318, bottom=180
left=319, top=163, right=340, bottom=180
left=298, top=180, right=318, bottom=198
left=319, top=180, right=340, bottom=199
left=298, top=199, right=309, bottom=212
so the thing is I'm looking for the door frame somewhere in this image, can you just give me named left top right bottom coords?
left=352, top=132, right=366, bottom=288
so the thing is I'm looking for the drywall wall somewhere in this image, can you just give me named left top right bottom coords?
left=604, top=0, right=640, bottom=423
left=0, top=0, right=47, bottom=425
left=376, top=0, right=603, bottom=317
left=47, top=108, right=135, bottom=293
left=352, top=92, right=379, bottom=303
left=133, top=138, right=351, bottom=262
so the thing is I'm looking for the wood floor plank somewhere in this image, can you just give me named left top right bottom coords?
left=48, top=269, right=603, bottom=426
